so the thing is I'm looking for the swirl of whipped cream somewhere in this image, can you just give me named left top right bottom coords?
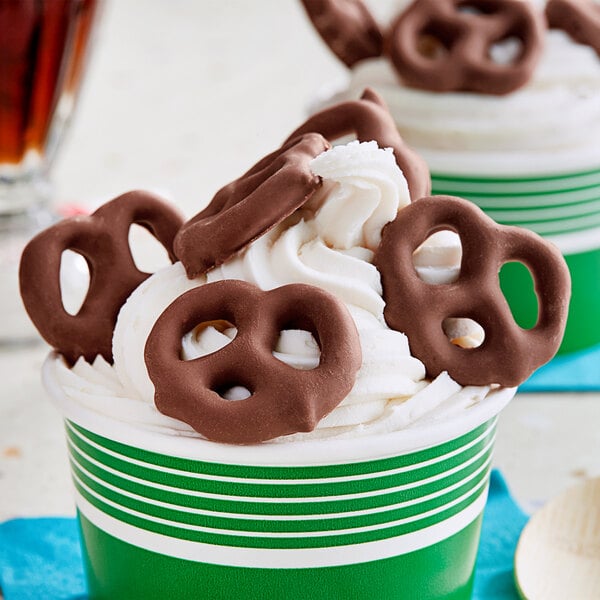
left=112, top=262, right=202, bottom=403
left=179, top=308, right=426, bottom=431
left=59, top=140, right=495, bottom=440
left=207, top=141, right=408, bottom=315
left=51, top=354, right=196, bottom=435
left=308, top=141, right=409, bottom=250
left=333, top=29, right=600, bottom=174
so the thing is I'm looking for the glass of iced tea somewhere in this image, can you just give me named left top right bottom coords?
left=0, top=0, right=102, bottom=342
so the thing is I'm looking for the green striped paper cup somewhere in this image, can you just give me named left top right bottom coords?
left=431, top=166, right=600, bottom=354
left=44, top=357, right=515, bottom=600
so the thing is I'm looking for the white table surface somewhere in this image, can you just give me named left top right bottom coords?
left=1, top=0, right=599, bottom=528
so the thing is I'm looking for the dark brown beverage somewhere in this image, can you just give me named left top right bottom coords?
left=0, top=0, right=100, bottom=169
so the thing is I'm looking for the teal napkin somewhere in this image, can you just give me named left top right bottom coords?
left=0, top=470, right=528, bottom=600
left=519, top=343, right=600, bottom=392
left=473, top=470, right=529, bottom=599
left=0, top=518, right=85, bottom=600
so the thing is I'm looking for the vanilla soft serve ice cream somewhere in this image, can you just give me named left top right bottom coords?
left=46, top=141, right=508, bottom=442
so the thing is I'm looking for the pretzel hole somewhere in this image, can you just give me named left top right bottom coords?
left=273, top=329, right=321, bottom=371
left=181, top=320, right=237, bottom=360
left=416, top=33, right=449, bottom=60
left=128, top=224, right=172, bottom=273
left=181, top=320, right=250, bottom=400
left=417, top=20, right=462, bottom=58
left=214, top=385, right=252, bottom=401
left=499, top=262, right=539, bottom=330
left=456, top=4, right=491, bottom=16
left=443, top=318, right=485, bottom=349
left=489, top=37, right=523, bottom=65
left=60, top=250, right=90, bottom=316
left=413, top=231, right=462, bottom=285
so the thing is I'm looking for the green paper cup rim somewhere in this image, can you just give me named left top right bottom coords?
left=43, top=352, right=515, bottom=466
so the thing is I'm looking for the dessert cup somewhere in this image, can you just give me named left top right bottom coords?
left=44, top=354, right=515, bottom=600
left=22, top=133, right=568, bottom=600
left=318, top=70, right=599, bottom=354
left=308, top=7, right=600, bottom=355
left=318, top=79, right=600, bottom=354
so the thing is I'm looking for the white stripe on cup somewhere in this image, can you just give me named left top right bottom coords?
left=65, top=419, right=495, bottom=485
left=67, top=433, right=495, bottom=504
left=73, top=472, right=489, bottom=540
left=69, top=451, right=492, bottom=522
left=484, top=201, right=600, bottom=224
left=522, top=211, right=600, bottom=235
left=547, top=225, right=600, bottom=254
left=467, top=186, right=600, bottom=209
left=74, top=485, right=489, bottom=568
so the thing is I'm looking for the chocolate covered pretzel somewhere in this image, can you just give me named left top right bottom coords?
left=546, top=0, right=600, bottom=57
left=387, top=0, right=546, bottom=94
left=175, top=133, right=329, bottom=278
left=145, top=280, right=362, bottom=444
left=19, top=191, right=184, bottom=364
left=286, top=88, right=431, bottom=200
left=374, top=196, right=570, bottom=387
left=299, top=0, right=384, bottom=67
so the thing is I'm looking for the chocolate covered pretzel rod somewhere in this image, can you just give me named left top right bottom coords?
left=175, top=133, right=329, bottom=278
left=546, top=0, right=600, bottom=57
left=286, top=88, right=431, bottom=200
left=299, top=0, right=384, bottom=67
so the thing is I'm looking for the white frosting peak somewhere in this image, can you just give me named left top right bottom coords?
left=309, top=141, right=410, bottom=250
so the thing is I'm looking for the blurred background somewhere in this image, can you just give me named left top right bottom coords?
left=52, top=0, right=344, bottom=213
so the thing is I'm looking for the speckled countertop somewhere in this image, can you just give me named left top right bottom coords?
left=1, top=0, right=599, bottom=529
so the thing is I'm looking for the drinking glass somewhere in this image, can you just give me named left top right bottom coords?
left=0, top=0, right=102, bottom=343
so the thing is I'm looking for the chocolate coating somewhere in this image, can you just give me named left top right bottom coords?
left=145, top=280, right=362, bottom=445
left=19, top=191, right=184, bottom=364
left=374, top=196, right=571, bottom=387
left=174, top=133, right=329, bottom=279
left=300, top=0, right=384, bottom=67
left=286, top=87, right=431, bottom=200
left=546, top=0, right=600, bottom=57
left=387, top=0, right=546, bottom=95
